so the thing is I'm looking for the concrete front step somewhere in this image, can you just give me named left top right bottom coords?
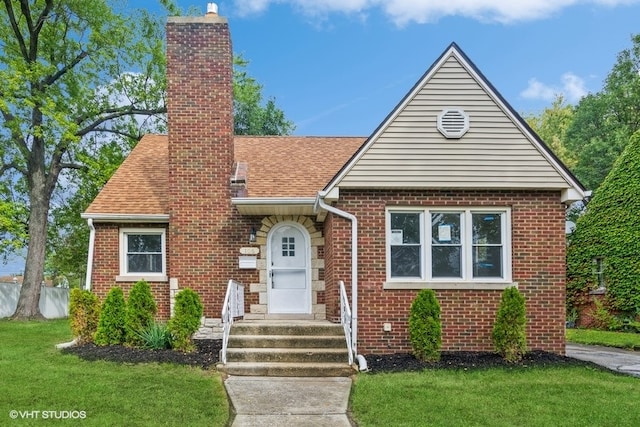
left=226, top=347, right=348, bottom=363
left=228, top=334, right=346, bottom=348
left=230, top=323, right=344, bottom=336
left=218, top=320, right=355, bottom=377
left=220, top=361, right=356, bottom=377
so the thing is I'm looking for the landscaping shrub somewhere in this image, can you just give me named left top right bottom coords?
left=591, top=298, right=623, bottom=331
left=408, top=289, right=441, bottom=362
left=125, top=280, right=157, bottom=345
left=492, top=287, right=527, bottom=362
left=168, top=288, right=203, bottom=352
left=137, top=322, right=172, bottom=350
left=94, top=287, right=127, bottom=346
left=69, top=288, right=101, bottom=344
left=567, top=131, right=640, bottom=315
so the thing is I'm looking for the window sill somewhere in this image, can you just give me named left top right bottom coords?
left=383, top=281, right=517, bottom=290
left=116, top=275, right=168, bottom=283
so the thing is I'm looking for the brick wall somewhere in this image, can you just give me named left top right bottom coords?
left=325, top=189, right=567, bottom=355
left=90, top=224, right=172, bottom=319
left=166, top=14, right=237, bottom=318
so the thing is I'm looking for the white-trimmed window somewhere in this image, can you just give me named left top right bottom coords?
left=119, top=228, right=167, bottom=281
left=386, top=208, right=512, bottom=287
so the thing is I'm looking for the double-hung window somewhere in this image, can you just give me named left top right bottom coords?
left=118, top=228, right=167, bottom=281
left=386, top=208, right=511, bottom=288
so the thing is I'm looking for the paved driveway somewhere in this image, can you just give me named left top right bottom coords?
left=566, top=343, right=640, bottom=378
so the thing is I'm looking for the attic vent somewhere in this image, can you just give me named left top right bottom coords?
left=437, top=108, right=469, bottom=139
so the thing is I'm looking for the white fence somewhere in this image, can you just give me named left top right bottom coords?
left=0, top=283, right=69, bottom=319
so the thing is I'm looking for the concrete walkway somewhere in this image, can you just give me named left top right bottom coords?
left=224, top=376, right=353, bottom=426
left=221, top=345, right=639, bottom=426
left=566, top=343, right=640, bottom=378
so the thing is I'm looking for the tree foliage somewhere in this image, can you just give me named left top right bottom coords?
left=564, top=34, right=640, bottom=190
left=525, top=95, right=576, bottom=170
left=0, top=0, right=169, bottom=318
left=492, top=287, right=527, bottom=362
left=408, top=289, right=441, bottom=362
left=567, top=131, right=640, bottom=315
left=233, top=55, right=295, bottom=136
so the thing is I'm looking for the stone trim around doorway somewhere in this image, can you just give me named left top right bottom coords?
left=246, top=215, right=326, bottom=320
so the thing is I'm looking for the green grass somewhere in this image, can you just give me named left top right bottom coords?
left=0, top=319, right=228, bottom=426
left=567, top=328, right=640, bottom=350
left=351, top=366, right=640, bottom=427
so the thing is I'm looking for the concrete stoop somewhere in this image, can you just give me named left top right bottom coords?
left=217, top=320, right=356, bottom=377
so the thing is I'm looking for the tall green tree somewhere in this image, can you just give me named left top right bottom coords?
left=0, top=1, right=169, bottom=318
left=565, top=34, right=640, bottom=190
left=47, top=55, right=295, bottom=286
left=525, top=95, right=576, bottom=170
left=233, top=55, right=295, bottom=135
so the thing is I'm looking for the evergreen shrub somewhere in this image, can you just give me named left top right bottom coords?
left=125, top=280, right=157, bottom=345
left=94, top=287, right=127, bottom=346
left=168, top=288, right=203, bottom=352
left=69, top=288, right=101, bottom=344
left=492, top=287, right=527, bottom=362
left=408, top=289, right=441, bottom=362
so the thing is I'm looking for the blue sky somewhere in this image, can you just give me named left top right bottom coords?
left=2, top=0, right=638, bottom=276
left=161, top=0, right=640, bottom=136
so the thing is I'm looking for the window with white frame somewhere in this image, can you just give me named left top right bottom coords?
left=387, top=209, right=511, bottom=282
left=119, top=228, right=166, bottom=278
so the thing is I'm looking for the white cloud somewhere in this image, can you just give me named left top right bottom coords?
left=520, top=72, right=588, bottom=103
left=232, top=0, right=640, bottom=25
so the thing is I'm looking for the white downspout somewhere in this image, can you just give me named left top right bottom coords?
left=85, top=218, right=95, bottom=290
left=315, top=192, right=365, bottom=369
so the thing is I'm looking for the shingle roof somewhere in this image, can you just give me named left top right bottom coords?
left=234, top=136, right=365, bottom=198
left=84, top=134, right=365, bottom=215
left=85, top=134, right=169, bottom=215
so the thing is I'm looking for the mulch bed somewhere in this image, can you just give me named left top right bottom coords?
left=364, top=350, right=593, bottom=373
left=62, top=339, right=222, bottom=369
left=62, top=340, right=595, bottom=373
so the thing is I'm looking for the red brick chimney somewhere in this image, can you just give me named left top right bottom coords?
left=166, top=4, right=234, bottom=315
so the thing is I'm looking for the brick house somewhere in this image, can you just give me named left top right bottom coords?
left=83, top=6, right=585, bottom=359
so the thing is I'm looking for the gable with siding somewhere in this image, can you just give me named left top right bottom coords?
left=329, top=43, right=585, bottom=200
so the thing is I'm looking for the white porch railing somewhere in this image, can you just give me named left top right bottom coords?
left=221, top=279, right=245, bottom=364
left=339, top=280, right=354, bottom=366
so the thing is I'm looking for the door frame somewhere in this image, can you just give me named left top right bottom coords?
left=267, top=221, right=312, bottom=314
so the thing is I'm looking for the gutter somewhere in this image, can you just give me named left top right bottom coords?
left=85, top=218, right=95, bottom=290
left=80, top=213, right=169, bottom=223
left=314, top=192, right=365, bottom=369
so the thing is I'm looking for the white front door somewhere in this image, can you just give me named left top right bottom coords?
left=268, top=223, right=311, bottom=314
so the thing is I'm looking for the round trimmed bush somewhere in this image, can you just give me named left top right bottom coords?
left=168, top=288, right=203, bottom=352
left=408, top=289, right=442, bottom=362
left=94, top=287, right=126, bottom=346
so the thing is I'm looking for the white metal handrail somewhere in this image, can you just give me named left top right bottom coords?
left=221, top=279, right=245, bottom=364
left=339, top=280, right=354, bottom=366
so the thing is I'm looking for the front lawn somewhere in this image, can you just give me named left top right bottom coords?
left=0, top=319, right=228, bottom=426
left=351, top=366, right=640, bottom=426
left=567, top=328, right=640, bottom=350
